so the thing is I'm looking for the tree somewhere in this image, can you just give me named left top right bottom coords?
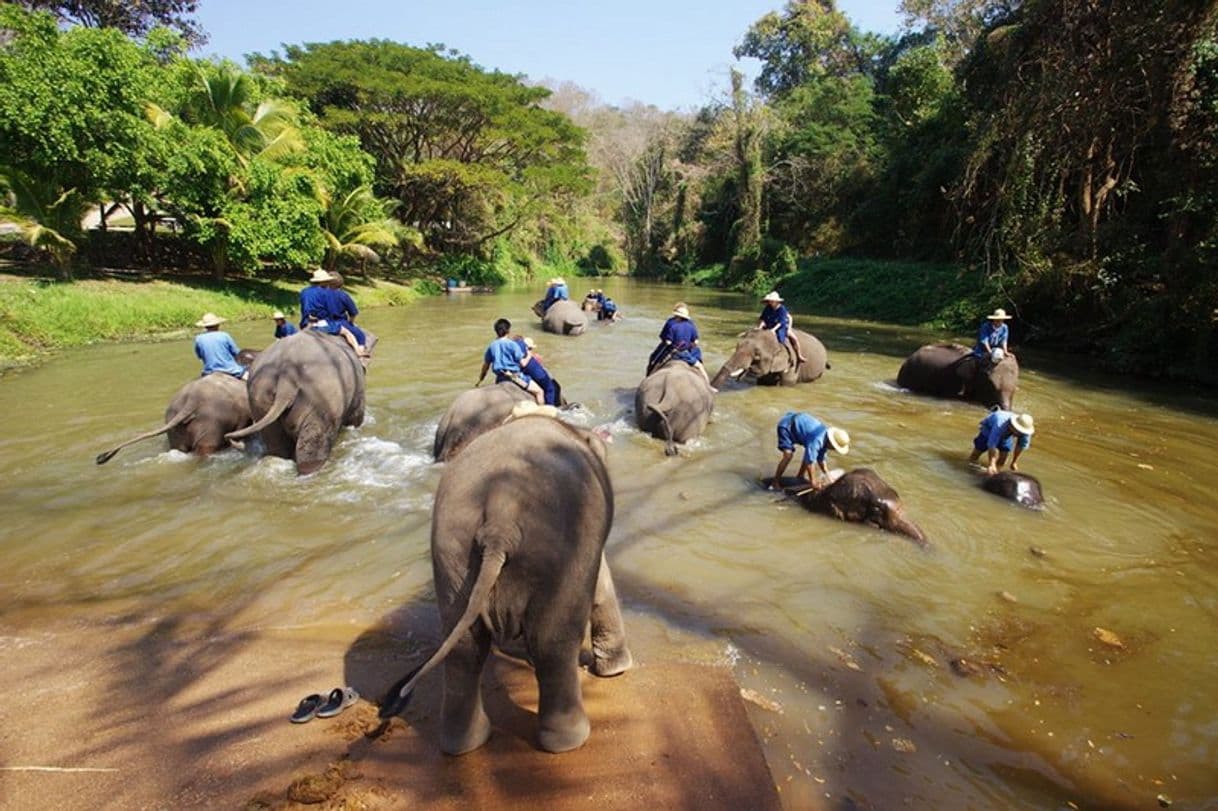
left=12, top=0, right=205, bottom=45
left=320, top=185, right=415, bottom=271
left=0, top=166, right=87, bottom=278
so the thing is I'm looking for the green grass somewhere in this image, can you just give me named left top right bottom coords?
left=0, top=269, right=428, bottom=371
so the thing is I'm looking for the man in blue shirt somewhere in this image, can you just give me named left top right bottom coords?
left=758, top=291, right=808, bottom=364
left=647, top=302, right=714, bottom=387
left=768, top=411, right=850, bottom=490
left=272, top=311, right=298, bottom=339
left=193, top=312, right=247, bottom=379
left=299, top=269, right=334, bottom=328
left=969, top=409, right=1034, bottom=474
left=325, top=272, right=368, bottom=356
left=475, top=318, right=545, bottom=404
left=973, top=308, right=1011, bottom=360
left=541, top=277, right=571, bottom=313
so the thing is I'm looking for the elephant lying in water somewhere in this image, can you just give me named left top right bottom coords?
left=982, top=471, right=1044, bottom=509
left=764, top=469, right=928, bottom=546
left=95, top=373, right=252, bottom=464
left=897, top=343, right=1019, bottom=410
left=381, top=410, right=632, bottom=754
left=225, top=330, right=376, bottom=475
left=710, top=328, right=829, bottom=388
left=533, top=299, right=588, bottom=336
left=635, top=358, right=715, bottom=455
left=433, top=382, right=534, bottom=461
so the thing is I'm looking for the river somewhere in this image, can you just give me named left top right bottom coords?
left=1, top=280, right=1215, bottom=808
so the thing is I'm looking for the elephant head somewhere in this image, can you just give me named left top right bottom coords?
left=711, top=328, right=829, bottom=388
left=970, top=355, right=1020, bottom=411
left=982, top=471, right=1044, bottom=509
left=787, top=468, right=928, bottom=546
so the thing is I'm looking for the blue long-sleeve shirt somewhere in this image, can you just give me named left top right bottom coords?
left=776, top=411, right=829, bottom=466
left=974, top=321, right=1009, bottom=357
left=977, top=409, right=1031, bottom=451
left=194, top=331, right=244, bottom=377
left=299, top=285, right=332, bottom=327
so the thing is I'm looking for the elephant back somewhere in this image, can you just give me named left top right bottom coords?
left=434, top=383, right=534, bottom=461
left=897, top=343, right=970, bottom=395
left=634, top=363, right=714, bottom=447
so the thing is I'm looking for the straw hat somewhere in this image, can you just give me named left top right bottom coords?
left=309, top=269, right=334, bottom=283
left=523, top=336, right=536, bottom=350
left=272, top=311, right=287, bottom=320
left=195, top=312, right=226, bottom=328
left=554, top=277, right=566, bottom=286
left=762, top=291, right=783, bottom=303
left=987, top=308, right=1012, bottom=320
left=672, top=303, right=690, bottom=318
left=827, top=427, right=850, bottom=454
left=1010, top=413, right=1035, bottom=436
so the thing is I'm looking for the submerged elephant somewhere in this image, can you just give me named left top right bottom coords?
left=380, top=412, right=632, bottom=755
left=710, top=328, right=829, bottom=388
left=224, top=329, right=376, bottom=475
left=635, top=359, right=715, bottom=455
left=766, top=469, right=928, bottom=546
left=897, top=343, right=1019, bottom=410
left=533, top=299, right=588, bottom=336
left=433, top=382, right=534, bottom=461
left=95, top=373, right=252, bottom=464
left=982, top=471, right=1044, bottom=509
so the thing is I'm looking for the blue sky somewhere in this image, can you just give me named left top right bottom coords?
left=193, top=0, right=904, bottom=110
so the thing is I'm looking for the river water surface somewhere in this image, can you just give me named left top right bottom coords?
left=1, top=281, right=1216, bottom=808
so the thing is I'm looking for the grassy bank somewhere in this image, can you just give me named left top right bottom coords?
left=0, top=268, right=430, bottom=371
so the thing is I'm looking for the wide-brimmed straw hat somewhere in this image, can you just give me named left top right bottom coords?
left=1010, top=413, right=1035, bottom=436
left=987, top=308, right=1012, bottom=320
left=672, top=303, right=690, bottom=318
left=195, top=312, right=226, bottom=328
left=827, top=427, right=850, bottom=454
left=762, top=291, right=783, bottom=303
left=553, top=277, right=566, bottom=286
left=523, top=336, right=536, bottom=349
left=272, top=311, right=287, bottom=320
left=309, top=269, right=334, bottom=283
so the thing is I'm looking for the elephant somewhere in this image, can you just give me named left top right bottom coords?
left=635, top=358, right=715, bottom=455
left=982, top=471, right=1045, bottom=509
left=532, top=299, right=588, bottom=336
left=224, top=329, right=376, bottom=475
left=765, top=469, right=928, bottom=546
left=709, top=328, right=829, bottom=388
left=897, top=343, right=1020, bottom=410
left=95, top=373, right=252, bottom=464
left=433, top=382, right=534, bottom=461
left=379, top=411, right=632, bottom=755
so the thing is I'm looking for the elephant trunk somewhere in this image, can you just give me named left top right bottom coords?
left=886, top=505, right=929, bottom=548
left=711, top=348, right=749, bottom=389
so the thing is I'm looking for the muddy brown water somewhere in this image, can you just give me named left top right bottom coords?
left=1, top=280, right=1216, bottom=808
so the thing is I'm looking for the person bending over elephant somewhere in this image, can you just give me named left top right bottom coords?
left=646, top=302, right=714, bottom=388
left=969, top=409, right=1035, bottom=475
left=769, top=411, right=851, bottom=490
left=758, top=291, right=807, bottom=365
left=193, top=312, right=248, bottom=380
left=476, top=318, right=545, bottom=405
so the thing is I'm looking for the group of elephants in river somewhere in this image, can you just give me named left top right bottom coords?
left=92, top=293, right=1042, bottom=757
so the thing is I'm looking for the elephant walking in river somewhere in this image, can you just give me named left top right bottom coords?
left=381, top=412, right=632, bottom=755
left=710, top=328, right=829, bottom=388
left=225, top=330, right=376, bottom=475
left=897, top=343, right=1020, bottom=410
left=533, top=299, right=587, bottom=336
left=635, top=358, right=715, bottom=455
left=96, top=373, right=252, bottom=464
left=433, top=382, right=534, bottom=461
left=766, top=469, right=928, bottom=546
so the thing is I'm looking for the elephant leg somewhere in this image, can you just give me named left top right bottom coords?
left=531, top=627, right=590, bottom=753
left=439, top=622, right=493, bottom=756
left=295, top=424, right=334, bottom=475
left=589, top=554, right=632, bottom=677
left=956, top=356, right=976, bottom=396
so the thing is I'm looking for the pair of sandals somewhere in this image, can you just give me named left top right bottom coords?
left=291, top=686, right=360, bottom=723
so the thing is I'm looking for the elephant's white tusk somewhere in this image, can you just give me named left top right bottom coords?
left=729, top=368, right=746, bottom=378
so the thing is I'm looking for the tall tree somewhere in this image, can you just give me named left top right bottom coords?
left=12, top=0, right=205, bottom=44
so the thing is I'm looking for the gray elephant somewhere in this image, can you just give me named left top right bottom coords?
left=982, top=471, right=1044, bottom=509
left=897, top=343, right=1020, bottom=410
left=766, top=469, right=928, bottom=546
left=710, top=328, right=829, bottom=388
left=380, top=412, right=632, bottom=755
left=224, top=330, right=376, bottom=475
left=433, top=382, right=534, bottom=461
left=96, top=373, right=252, bottom=464
left=635, top=359, right=715, bottom=455
left=533, top=299, right=588, bottom=335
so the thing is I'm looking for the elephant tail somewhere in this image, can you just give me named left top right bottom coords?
left=224, top=386, right=296, bottom=448
left=647, top=404, right=677, bottom=456
left=95, top=408, right=194, bottom=465
left=379, top=544, right=508, bottom=719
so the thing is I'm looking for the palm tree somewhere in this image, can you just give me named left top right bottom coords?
left=0, top=167, right=87, bottom=280
left=320, top=185, right=421, bottom=271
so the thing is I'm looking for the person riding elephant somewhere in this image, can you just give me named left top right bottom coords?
left=956, top=307, right=1014, bottom=397
left=897, top=343, right=1020, bottom=410
left=298, top=269, right=367, bottom=360
left=969, top=409, right=1035, bottom=475
left=519, top=336, right=562, bottom=407
left=380, top=408, right=632, bottom=755
left=95, top=373, right=253, bottom=464
left=475, top=318, right=545, bottom=405
left=765, top=468, right=928, bottom=546
left=193, top=312, right=247, bottom=380
left=635, top=352, right=715, bottom=455
left=433, top=382, right=535, bottom=462
left=533, top=298, right=588, bottom=335
left=757, top=291, right=808, bottom=366
left=540, top=277, right=570, bottom=313
left=767, top=411, right=850, bottom=491
left=646, top=303, right=714, bottom=387
left=325, top=272, right=370, bottom=358
left=223, top=328, right=377, bottom=475
left=709, top=322, right=829, bottom=388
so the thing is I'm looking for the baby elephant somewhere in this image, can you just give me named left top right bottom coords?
left=982, top=471, right=1045, bottom=509
left=381, top=412, right=632, bottom=755
left=767, top=469, right=928, bottom=547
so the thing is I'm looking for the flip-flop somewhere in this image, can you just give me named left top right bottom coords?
left=315, top=686, right=360, bottom=719
left=291, top=693, right=324, bottom=724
